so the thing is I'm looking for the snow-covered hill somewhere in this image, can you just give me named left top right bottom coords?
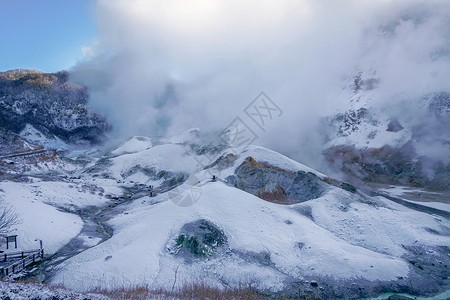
left=0, top=132, right=448, bottom=299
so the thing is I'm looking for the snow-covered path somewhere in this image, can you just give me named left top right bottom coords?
left=371, top=191, right=450, bottom=219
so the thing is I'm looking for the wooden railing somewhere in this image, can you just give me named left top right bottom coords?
left=0, top=249, right=44, bottom=277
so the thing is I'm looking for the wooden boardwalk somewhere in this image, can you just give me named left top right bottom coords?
left=0, top=249, right=44, bottom=277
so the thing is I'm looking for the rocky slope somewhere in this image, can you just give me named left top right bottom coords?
left=0, top=69, right=110, bottom=152
left=323, top=72, right=450, bottom=192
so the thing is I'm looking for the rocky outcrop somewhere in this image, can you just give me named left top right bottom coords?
left=324, top=143, right=450, bottom=192
left=330, top=108, right=378, bottom=137
left=324, top=88, right=450, bottom=192
left=226, top=157, right=327, bottom=204
left=427, top=92, right=450, bottom=117
left=0, top=69, right=110, bottom=145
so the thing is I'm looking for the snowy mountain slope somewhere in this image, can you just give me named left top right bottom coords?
left=20, top=124, right=70, bottom=152
left=85, top=132, right=231, bottom=188
left=0, top=150, right=76, bottom=180
left=0, top=69, right=110, bottom=145
left=324, top=72, right=411, bottom=150
left=109, top=143, right=199, bottom=180
left=31, top=138, right=446, bottom=298
left=50, top=182, right=411, bottom=292
left=303, top=190, right=449, bottom=257
left=0, top=128, right=449, bottom=298
left=110, top=136, right=152, bottom=156
left=322, top=72, right=450, bottom=192
left=0, top=128, right=42, bottom=156
left=0, top=166, right=124, bottom=256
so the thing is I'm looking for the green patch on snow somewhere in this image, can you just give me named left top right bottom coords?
left=173, top=219, right=227, bottom=258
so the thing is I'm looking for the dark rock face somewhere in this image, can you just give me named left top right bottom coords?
left=401, top=245, right=450, bottom=296
left=205, top=153, right=238, bottom=170
left=387, top=119, right=404, bottom=132
left=226, top=157, right=326, bottom=204
left=427, top=92, right=450, bottom=117
left=428, top=162, right=450, bottom=192
left=351, top=73, right=379, bottom=93
left=330, top=108, right=378, bottom=136
left=323, top=143, right=450, bottom=191
left=322, top=177, right=357, bottom=193
left=324, top=144, right=422, bottom=184
left=0, top=69, right=110, bottom=145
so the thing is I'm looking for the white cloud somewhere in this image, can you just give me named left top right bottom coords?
left=73, top=0, right=450, bottom=165
left=81, top=46, right=95, bottom=59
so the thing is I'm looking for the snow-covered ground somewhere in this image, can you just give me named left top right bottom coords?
left=379, top=185, right=450, bottom=213
left=45, top=143, right=450, bottom=293
left=0, top=133, right=449, bottom=298
left=0, top=181, right=83, bottom=255
left=0, top=281, right=108, bottom=299
left=110, top=136, right=153, bottom=156
left=307, top=191, right=449, bottom=257
left=110, top=144, right=198, bottom=177
left=50, top=181, right=413, bottom=291
left=0, top=175, right=123, bottom=255
left=20, top=124, right=70, bottom=152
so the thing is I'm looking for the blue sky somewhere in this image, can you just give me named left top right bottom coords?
left=0, top=0, right=97, bottom=72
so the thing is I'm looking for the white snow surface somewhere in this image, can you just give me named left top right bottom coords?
left=111, top=136, right=153, bottom=156
left=329, top=122, right=411, bottom=149
left=1, top=133, right=449, bottom=294
left=20, top=124, right=70, bottom=151
left=108, top=143, right=201, bottom=183
left=0, top=176, right=119, bottom=255
left=0, top=181, right=83, bottom=255
left=0, top=281, right=108, bottom=300
left=161, top=128, right=200, bottom=144
left=324, top=77, right=412, bottom=149
left=378, top=185, right=450, bottom=213
left=305, top=191, right=449, bottom=257
left=50, top=182, right=414, bottom=292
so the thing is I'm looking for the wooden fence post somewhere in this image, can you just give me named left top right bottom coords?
left=0, top=249, right=45, bottom=277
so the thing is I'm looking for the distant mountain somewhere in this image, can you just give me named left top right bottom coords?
left=322, top=72, right=450, bottom=192
left=0, top=69, right=110, bottom=153
left=1, top=68, right=448, bottom=193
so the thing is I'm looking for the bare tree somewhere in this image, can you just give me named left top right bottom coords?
left=0, top=204, right=20, bottom=239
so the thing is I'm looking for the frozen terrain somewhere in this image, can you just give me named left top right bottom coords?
left=0, top=132, right=448, bottom=299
